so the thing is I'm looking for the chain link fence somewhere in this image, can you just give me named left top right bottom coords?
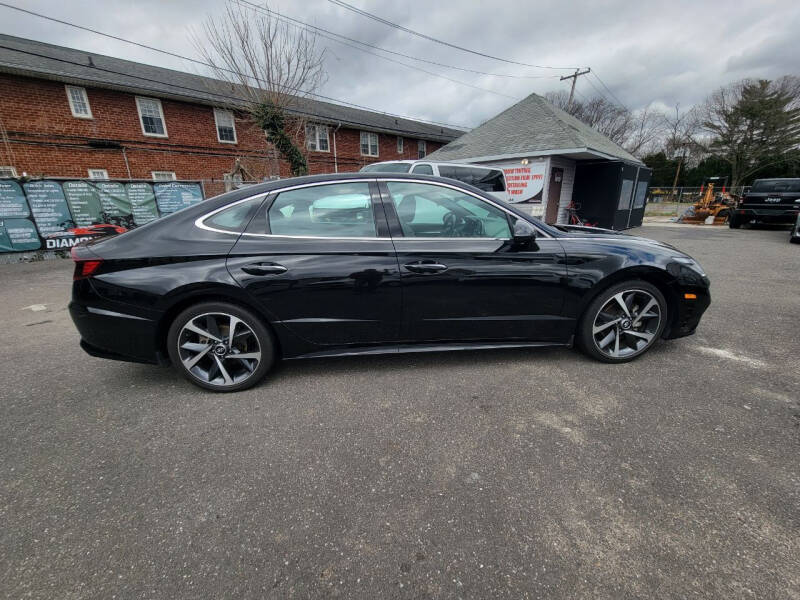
left=645, top=186, right=749, bottom=218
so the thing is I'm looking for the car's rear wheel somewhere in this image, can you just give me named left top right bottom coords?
left=728, top=216, right=741, bottom=229
left=577, top=280, right=667, bottom=363
left=167, top=302, right=275, bottom=392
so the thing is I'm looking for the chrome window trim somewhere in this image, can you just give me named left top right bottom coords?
left=240, top=233, right=394, bottom=240
left=195, top=178, right=553, bottom=240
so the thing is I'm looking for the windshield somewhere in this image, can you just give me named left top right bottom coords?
left=359, top=162, right=412, bottom=173
left=750, top=179, right=800, bottom=193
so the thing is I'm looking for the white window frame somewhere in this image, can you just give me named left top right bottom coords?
left=397, top=136, right=403, bottom=154
left=213, top=108, right=237, bottom=144
left=418, top=140, right=427, bottom=159
left=135, top=96, right=168, bottom=138
left=87, top=169, right=109, bottom=180
left=360, top=131, right=379, bottom=157
left=152, top=171, right=177, bottom=181
left=65, top=85, right=92, bottom=119
left=305, top=124, right=330, bottom=152
left=0, top=166, right=18, bottom=177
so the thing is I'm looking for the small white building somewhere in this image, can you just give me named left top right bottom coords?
left=426, top=93, right=650, bottom=229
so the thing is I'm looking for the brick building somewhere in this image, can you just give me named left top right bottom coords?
left=0, top=34, right=463, bottom=196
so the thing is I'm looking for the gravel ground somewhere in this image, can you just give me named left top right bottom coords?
left=1, top=224, right=799, bottom=599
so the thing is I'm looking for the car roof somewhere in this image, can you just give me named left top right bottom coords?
left=371, top=160, right=501, bottom=171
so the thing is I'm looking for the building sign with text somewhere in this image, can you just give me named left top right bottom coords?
left=498, top=162, right=546, bottom=203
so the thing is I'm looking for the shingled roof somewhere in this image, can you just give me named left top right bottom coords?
left=0, top=34, right=464, bottom=143
left=427, top=92, right=642, bottom=164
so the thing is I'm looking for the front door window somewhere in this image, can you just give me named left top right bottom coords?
left=384, top=181, right=511, bottom=238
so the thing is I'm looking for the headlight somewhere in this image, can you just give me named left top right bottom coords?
left=672, top=256, right=706, bottom=276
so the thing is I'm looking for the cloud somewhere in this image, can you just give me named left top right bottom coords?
left=3, top=0, right=799, bottom=128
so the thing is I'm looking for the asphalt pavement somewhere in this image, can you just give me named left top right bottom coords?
left=1, top=224, right=799, bottom=599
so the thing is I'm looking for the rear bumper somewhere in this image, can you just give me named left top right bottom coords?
left=69, top=301, right=163, bottom=365
left=735, top=207, right=799, bottom=224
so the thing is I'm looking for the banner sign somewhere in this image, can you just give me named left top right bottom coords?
left=126, top=182, right=160, bottom=226
left=155, top=182, right=205, bottom=215
left=497, top=162, right=547, bottom=203
left=0, top=178, right=204, bottom=253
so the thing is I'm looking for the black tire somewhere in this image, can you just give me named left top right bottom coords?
left=167, top=301, right=275, bottom=392
left=728, top=216, right=741, bottom=229
left=577, top=280, right=667, bottom=363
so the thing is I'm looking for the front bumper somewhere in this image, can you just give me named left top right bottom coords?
left=664, top=285, right=711, bottom=339
left=662, top=265, right=711, bottom=339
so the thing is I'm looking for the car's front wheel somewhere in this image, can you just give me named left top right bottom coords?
left=577, top=280, right=667, bottom=363
left=167, top=302, right=275, bottom=392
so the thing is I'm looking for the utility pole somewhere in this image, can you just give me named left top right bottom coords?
left=560, top=67, right=591, bottom=111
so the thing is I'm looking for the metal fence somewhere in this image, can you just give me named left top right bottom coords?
left=644, top=186, right=748, bottom=218
left=647, top=186, right=749, bottom=204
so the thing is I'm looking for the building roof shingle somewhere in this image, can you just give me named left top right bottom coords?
left=427, top=92, right=642, bottom=164
left=0, top=34, right=464, bottom=143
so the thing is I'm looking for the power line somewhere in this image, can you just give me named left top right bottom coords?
left=0, top=43, right=464, bottom=139
left=0, top=1, right=470, bottom=130
left=326, top=0, right=580, bottom=71
left=591, top=70, right=629, bottom=111
left=237, top=1, right=523, bottom=101
left=583, top=76, right=616, bottom=106
left=237, top=0, right=559, bottom=81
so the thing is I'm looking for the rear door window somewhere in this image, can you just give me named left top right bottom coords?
left=411, top=164, right=434, bottom=175
left=268, top=183, right=377, bottom=238
left=437, top=165, right=506, bottom=192
left=360, top=162, right=411, bottom=173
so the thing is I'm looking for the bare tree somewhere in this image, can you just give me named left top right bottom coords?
left=624, top=104, right=666, bottom=156
left=545, top=91, right=632, bottom=145
left=194, top=2, right=326, bottom=176
left=543, top=90, right=571, bottom=112
left=544, top=90, right=663, bottom=156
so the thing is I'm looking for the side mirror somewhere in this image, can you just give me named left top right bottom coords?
left=511, top=219, right=537, bottom=249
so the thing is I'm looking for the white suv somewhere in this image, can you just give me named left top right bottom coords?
left=359, top=160, right=509, bottom=203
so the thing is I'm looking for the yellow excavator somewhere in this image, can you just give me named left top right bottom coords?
left=679, top=177, right=736, bottom=225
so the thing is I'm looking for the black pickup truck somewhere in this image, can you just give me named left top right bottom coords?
left=730, top=178, right=800, bottom=228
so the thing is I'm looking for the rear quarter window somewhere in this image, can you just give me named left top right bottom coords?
left=202, top=196, right=264, bottom=232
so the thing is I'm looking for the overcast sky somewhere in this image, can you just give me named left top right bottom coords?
left=2, top=0, right=798, bottom=129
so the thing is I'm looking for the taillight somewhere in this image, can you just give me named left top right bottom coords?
left=72, top=258, right=103, bottom=280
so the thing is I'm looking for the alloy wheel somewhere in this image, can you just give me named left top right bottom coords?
left=591, top=289, right=662, bottom=359
left=177, top=312, right=262, bottom=387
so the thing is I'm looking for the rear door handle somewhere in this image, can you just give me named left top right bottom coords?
left=403, top=261, right=448, bottom=273
left=241, top=263, right=288, bottom=276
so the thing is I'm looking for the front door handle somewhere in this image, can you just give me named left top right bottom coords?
left=403, top=261, right=448, bottom=273
left=241, top=263, right=288, bottom=276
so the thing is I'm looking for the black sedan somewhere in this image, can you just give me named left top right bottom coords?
left=69, top=173, right=711, bottom=392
